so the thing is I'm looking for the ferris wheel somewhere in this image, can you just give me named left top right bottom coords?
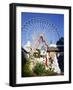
left=22, top=17, right=61, bottom=51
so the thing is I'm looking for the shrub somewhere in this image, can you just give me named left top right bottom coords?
left=23, top=60, right=33, bottom=77
left=33, top=62, right=46, bottom=76
left=33, top=62, right=57, bottom=76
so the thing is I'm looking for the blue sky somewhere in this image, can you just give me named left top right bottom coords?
left=21, top=12, right=64, bottom=47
